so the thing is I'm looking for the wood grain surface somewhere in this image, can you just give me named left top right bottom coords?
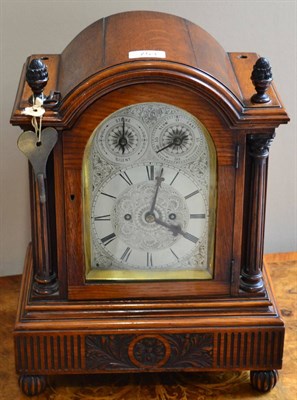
left=1, top=253, right=295, bottom=399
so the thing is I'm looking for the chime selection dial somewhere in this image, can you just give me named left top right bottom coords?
left=152, top=113, right=203, bottom=163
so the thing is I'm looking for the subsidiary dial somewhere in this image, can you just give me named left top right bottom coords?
left=94, top=115, right=148, bottom=165
left=152, top=113, right=204, bottom=164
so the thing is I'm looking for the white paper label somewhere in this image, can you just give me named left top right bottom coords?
left=129, top=50, right=166, bottom=59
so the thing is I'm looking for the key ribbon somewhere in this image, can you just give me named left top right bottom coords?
left=21, top=97, right=45, bottom=143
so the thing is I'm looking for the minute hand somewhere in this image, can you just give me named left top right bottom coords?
left=149, top=168, right=164, bottom=214
left=154, top=218, right=199, bottom=244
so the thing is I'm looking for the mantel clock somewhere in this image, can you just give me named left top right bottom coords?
left=10, top=11, right=289, bottom=396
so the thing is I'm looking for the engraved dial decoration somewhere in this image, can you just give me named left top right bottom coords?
left=85, top=102, right=216, bottom=278
left=93, top=115, right=148, bottom=164
left=92, top=164, right=207, bottom=269
left=152, top=113, right=203, bottom=163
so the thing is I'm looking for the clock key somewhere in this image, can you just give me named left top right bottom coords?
left=17, top=127, right=58, bottom=203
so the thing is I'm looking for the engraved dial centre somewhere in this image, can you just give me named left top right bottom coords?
left=112, top=179, right=190, bottom=252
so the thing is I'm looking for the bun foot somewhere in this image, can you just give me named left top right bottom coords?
left=19, top=375, right=47, bottom=396
left=250, top=370, right=279, bottom=392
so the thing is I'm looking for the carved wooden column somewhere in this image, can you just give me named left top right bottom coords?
left=32, top=176, right=59, bottom=296
left=240, top=133, right=275, bottom=293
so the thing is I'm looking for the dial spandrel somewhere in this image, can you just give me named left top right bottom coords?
left=83, top=103, right=216, bottom=280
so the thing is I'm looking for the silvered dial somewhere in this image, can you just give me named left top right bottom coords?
left=86, top=102, right=214, bottom=276
left=152, top=112, right=203, bottom=163
left=91, top=164, right=207, bottom=269
left=93, top=114, right=148, bottom=164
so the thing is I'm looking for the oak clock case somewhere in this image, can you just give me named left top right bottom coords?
left=10, top=11, right=289, bottom=396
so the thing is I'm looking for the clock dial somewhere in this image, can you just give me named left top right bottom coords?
left=84, top=102, right=216, bottom=278
left=93, top=115, right=148, bottom=164
left=152, top=113, right=203, bottom=164
left=91, top=164, right=207, bottom=269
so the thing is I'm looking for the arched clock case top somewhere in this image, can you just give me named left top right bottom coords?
left=10, top=11, right=289, bottom=396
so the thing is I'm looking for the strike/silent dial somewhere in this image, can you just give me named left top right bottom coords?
left=94, top=115, right=148, bottom=164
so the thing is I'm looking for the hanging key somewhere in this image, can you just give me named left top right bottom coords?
left=17, top=127, right=58, bottom=203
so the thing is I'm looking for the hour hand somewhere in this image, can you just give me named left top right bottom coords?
left=154, top=217, right=179, bottom=236
left=154, top=217, right=198, bottom=244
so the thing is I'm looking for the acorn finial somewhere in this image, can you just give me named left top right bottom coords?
left=26, top=58, right=48, bottom=103
left=251, top=57, right=273, bottom=103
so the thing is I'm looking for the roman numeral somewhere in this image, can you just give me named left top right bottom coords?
left=101, top=192, right=117, bottom=199
left=184, top=189, right=200, bottom=200
left=147, top=252, right=153, bottom=267
left=120, top=247, right=132, bottom=262
left=170, top=248, right=179, bottom=260
left=119, top=171, right=133, bottom=186
left=94, top=214, right=111, bottom=221
left=183, top=231, right=199, bottom=244
left=190, top=214, right=205, bottom=219
left=146, top=165, right=155, bottom=181
left=101, top=233, right=116, bottom=246
left=170, top=171, right=180, bottom=186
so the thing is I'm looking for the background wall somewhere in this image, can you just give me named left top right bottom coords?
left=0, top=0, right=296, bottom=276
